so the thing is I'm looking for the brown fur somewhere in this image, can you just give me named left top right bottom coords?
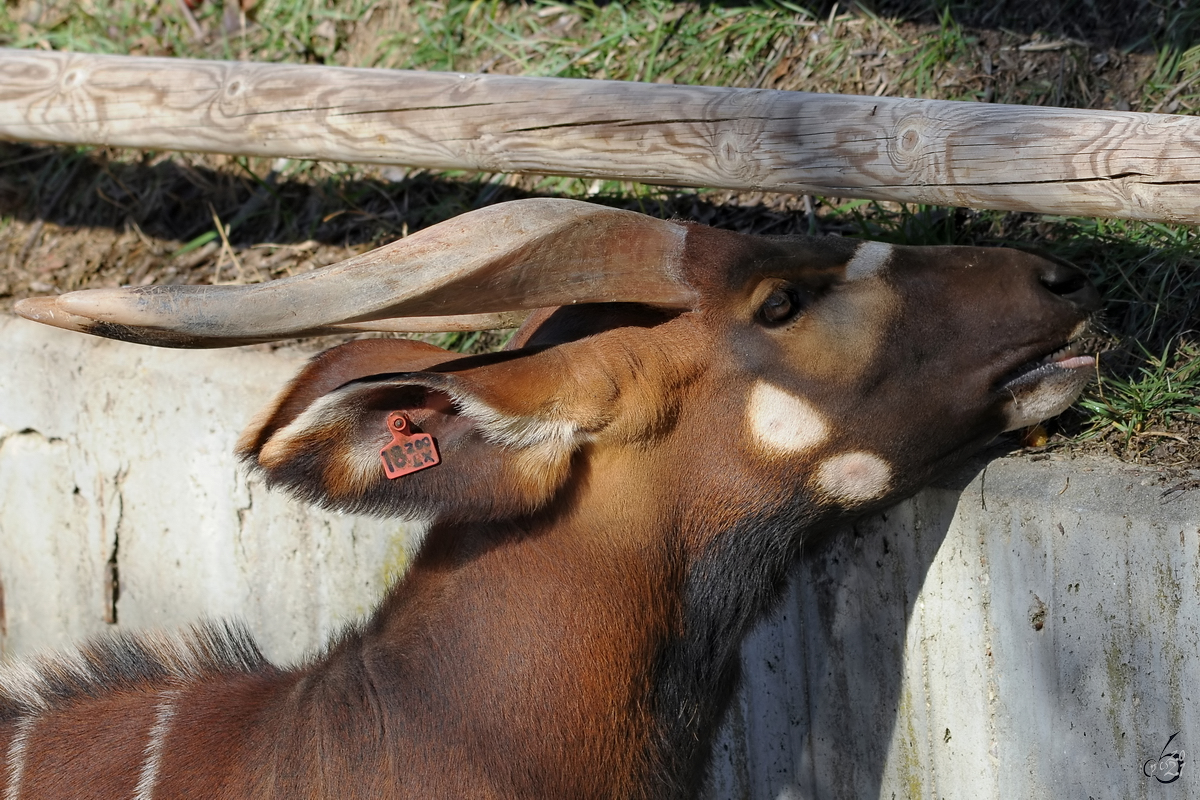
left=2, top=211, right=1100, bottom=799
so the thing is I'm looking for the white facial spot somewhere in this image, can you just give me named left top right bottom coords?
left=746, top=380, right=829, bottom=454
left=845, top=241, right=893, bottom=281
left=816, top=451, right=892, bottom=503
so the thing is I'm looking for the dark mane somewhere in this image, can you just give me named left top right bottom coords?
left=0, top=621, right=269, bottom=721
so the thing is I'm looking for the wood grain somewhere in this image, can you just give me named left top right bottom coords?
left=2, top=48, right=1200, bottom=223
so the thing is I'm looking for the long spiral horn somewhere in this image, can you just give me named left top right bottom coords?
left=14, top=199, right=696, bottom=348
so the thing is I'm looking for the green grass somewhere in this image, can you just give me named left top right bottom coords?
left=1079, top=341, right=1200, bottom=442
left=0, top=0, right=1197, bottom=460
left=897, top=7, right=975, bottom=99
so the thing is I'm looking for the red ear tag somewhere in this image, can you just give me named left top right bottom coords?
left=380, top=412, right=440, bottom=479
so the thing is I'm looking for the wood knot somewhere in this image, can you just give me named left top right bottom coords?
left=887, top=116, right=929, bottom=173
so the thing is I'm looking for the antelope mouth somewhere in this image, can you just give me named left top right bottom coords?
left=997, top=337, right=1097, bottom=431
left=997, top=340, right=1095, bottom=393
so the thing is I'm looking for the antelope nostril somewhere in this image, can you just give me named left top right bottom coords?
left=1038, top=262, right=1101, bottom=312
left=1040, top=270, right=1085, bottom=295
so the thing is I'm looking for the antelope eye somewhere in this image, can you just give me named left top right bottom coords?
left=757, top=286, right=805, bottom=325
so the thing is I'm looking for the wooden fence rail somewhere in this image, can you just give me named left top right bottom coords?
left=2, top=48, right=1200, bottom=224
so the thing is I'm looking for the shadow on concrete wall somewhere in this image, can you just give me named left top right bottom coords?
left=709, top=455, right=985, bottom=797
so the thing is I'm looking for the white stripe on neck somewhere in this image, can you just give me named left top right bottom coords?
left=4, top=717, right=36, bottom=800
left=134, top=690, right=181, bottom=800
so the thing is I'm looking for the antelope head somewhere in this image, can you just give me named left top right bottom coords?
left=15, top=198, right=1099, bottom=533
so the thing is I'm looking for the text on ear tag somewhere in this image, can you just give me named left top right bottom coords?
left=380, top=412, right=440, bottom=479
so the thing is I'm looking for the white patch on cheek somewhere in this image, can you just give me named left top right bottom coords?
left=845, top=241, right=893, bottom=280
left=746, top=380, right=829, bottom=454
left=815, top=451, right=893, bottom=503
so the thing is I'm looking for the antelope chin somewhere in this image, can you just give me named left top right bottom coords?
left=998, top=341, right=1096, bottom=431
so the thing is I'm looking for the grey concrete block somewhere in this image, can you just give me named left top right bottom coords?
left=0, top=317, right=421, bottom=665
left=712, top=457, right=1200, bottom=799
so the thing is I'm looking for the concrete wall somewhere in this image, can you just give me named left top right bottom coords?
left=2, top=316, right=1198, bottom=797
left=709, top=455, right=1200, bottom=799
left=0, top=317, right=420, bottom=665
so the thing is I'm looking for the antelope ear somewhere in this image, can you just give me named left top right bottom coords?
left=238, top=338, right=605, bottom=522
